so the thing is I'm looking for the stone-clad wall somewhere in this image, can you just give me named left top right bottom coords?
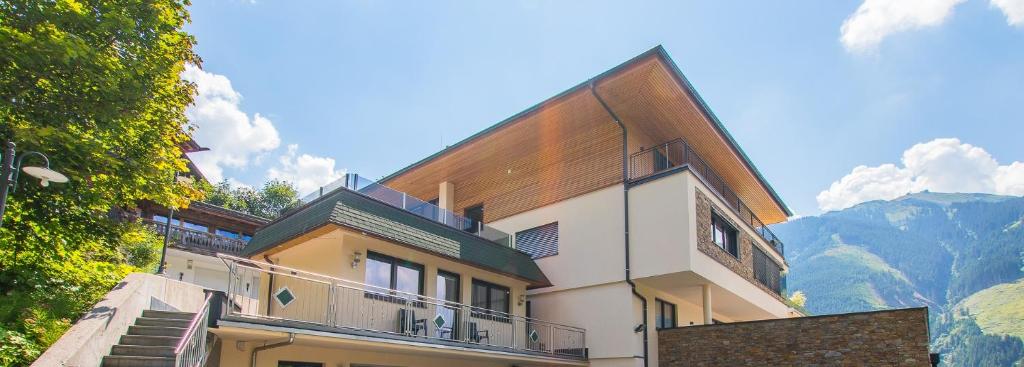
left=694, top=190, right=785, bottom=301
left=658, top=308, right=932, bottom=367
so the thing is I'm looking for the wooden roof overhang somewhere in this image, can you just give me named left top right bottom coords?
left=381, top=46, right=791, bottom=224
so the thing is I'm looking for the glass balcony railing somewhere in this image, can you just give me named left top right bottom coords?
left=629, top=138, right=785, bottom=257
left=301, top=174, right=512, bottom=247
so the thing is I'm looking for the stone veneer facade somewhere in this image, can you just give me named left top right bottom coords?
left=694, top=189, right=785, bottom=302
left=658, top=308, right=932, bottom=367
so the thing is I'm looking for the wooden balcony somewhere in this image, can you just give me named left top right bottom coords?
left=145, top=219, right=247, bottom=255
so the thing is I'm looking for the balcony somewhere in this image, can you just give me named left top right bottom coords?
left=145, top=219, right=247, bottom=255
left=629, top=138, right=785, bottom=257
left=217, top=254, right=587, bottom=361
left=300, top=174, right=512, bottom=246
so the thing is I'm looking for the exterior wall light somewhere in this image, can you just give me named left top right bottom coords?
left=352, top=250, right=362, bottom=268
left=0, top=142, right=68, bottom=228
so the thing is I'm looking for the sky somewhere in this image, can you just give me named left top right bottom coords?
left=183, top=0, right=1024, bottom=216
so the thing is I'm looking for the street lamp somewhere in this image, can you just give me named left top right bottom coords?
left=0, top=141, right=69, bottom=228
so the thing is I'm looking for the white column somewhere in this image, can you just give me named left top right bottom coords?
left=438, top=181, right=455, bottom=211
left=702, top=284, right=713, bottom=325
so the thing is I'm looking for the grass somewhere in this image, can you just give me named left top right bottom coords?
left=958, top=278, right=1024, bottom=339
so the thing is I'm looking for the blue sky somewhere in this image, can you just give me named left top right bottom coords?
left=183, top=0, right=1024, bottom=216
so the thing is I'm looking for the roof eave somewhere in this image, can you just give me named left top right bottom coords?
left=377, top=45, right=791, bottom=219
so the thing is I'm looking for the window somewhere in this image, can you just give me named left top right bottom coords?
left=471, top=279, right=510, bottom=321
left=152, top=214, right=180, bottom=227
left=753, top=246, right=783, bottom=295
left=655, top=299, right=676, bottom=329
left=183, top=221, right=208, bottom=232
left=436, top=270, right=460, bottom=303
left=215, top=228, right=240, bottom=239
left=711, top=212, right=739, bottom=258
left=515, top=222, right=558, bottom=259
left=463, top=204, right=484, bottom=233
left=436, top=270, right=460, bottom=339
left=241, top=234, right=253, bottom=242
left=365, top=252, right=424, bottom=304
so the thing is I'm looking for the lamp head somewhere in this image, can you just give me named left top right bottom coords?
left=21, top=166, right=68, bottom=187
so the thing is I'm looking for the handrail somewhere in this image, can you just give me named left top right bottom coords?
left=218, top=254, right=586, bottom=359
left=217, top=254, right=584, bottom=332
left=174, top=293, right=214, bottom=367
left=628, top=138, right=785, bottom=257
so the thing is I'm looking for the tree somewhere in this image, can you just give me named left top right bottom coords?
left=0, top=0, right=200, bottom=363
left=204, top=179, right=301, bottom=219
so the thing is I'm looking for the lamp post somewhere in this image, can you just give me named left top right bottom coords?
left=156, top=171, right=180, bottom=275
left=0, top=141, right=69, bottom=228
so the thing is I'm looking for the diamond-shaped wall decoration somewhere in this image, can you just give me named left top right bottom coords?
left=529, top=329, right=540, bottom=343
left=433, top=314, right=447, bottom=329
left=274, top=286, right=296, bottom=308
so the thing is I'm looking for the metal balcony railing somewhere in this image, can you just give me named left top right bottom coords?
left=218, top=254, right=587, bottom=359
left=145, top=219, right=248, bottom=255
left=629, top=139, right=785, bottom=257
left=300, top=174, right=512, bottom=247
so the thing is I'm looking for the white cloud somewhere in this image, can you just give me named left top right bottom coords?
left=840, top=0, right=966, bottom=52
left=182, top=65, right=281, bottom=183
left=817, top=138, right=1024, bottom=211
left=992, top=0, right=1024, bottom=26
left=266, top=144, right=347, bottom=196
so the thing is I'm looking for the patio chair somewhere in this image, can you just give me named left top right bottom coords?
left=398, top=309, right=427, bottom=336
left=468, top=322, right=489, bottom=344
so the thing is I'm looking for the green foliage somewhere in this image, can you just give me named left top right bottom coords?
left=935, top=313, right=1024, bottom=367
left=0, top=0, right=199, bottom=364
left=117, top=222, right=164, bottom=271
left=203, top=179, right=300, bottom=219
left=0, top=327, right=41, bottom=366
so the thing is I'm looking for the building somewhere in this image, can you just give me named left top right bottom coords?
left=131, top=139, right=270, bottom=290
left=213, top=45, right=799, bottom=367
left=34, top=46, right=933, bottom=367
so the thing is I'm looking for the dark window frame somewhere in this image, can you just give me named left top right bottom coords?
left=470, top=279, right=511, bottom=323
left=711, top=211, right=739, bottom=258
left=436, top=269, right=461, bottom=303
left=364, top=251, right=426, bottom=307
left=515, top=222, right=559, bottom=259
left=435, top=269, right=462, bottom=340
left=278, top=361, right=323, bottom=367
left=655, top=298, right=677, bottom=329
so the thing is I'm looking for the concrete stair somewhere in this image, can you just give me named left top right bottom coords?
left=101, top=310, right=195, bottom=367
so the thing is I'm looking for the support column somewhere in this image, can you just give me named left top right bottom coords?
left=702, top=284, right=713, bottom=325
left=439, top=181, right=455, bottom=211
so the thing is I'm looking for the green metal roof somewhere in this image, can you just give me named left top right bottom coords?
left=244, top=188, right=551, bottom=287
left=378, top=45, right=792, bottom=218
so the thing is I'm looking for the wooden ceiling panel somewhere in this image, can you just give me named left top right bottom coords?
left=382, top=49, right=789, bottom=224
left=595, top=58, right=787, bottom=223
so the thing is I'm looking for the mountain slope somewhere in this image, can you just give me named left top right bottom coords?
left=773, top=192, right=1024, bottom=367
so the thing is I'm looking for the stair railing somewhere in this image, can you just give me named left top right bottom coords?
left=175, top=293, right=214, bottom=367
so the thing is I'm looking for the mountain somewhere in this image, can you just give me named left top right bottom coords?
left=773, top=192, right=1024, bottom=366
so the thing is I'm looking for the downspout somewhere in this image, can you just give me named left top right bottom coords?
left=250, top=332, right=294, bottom=367
left=589, top=82, right=649, bottom=367
left=264, top=255, right=275, bottom=316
